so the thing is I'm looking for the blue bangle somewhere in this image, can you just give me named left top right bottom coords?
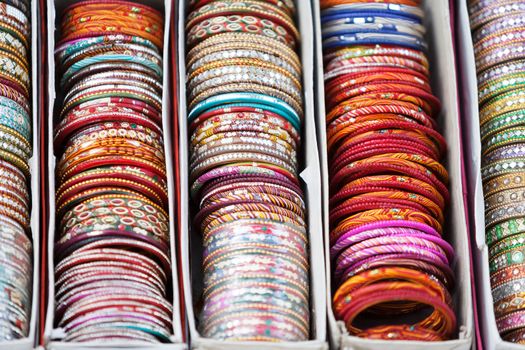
left=322, top=32, right=427, bottom=51
left=322, top=15, right=418, bottom=27
left=321, top=3, right=423, bottom=21
left=321, top=11, right=421, bottom=24
left=322, top=25, right=422, bottom=39
left=187, top=93, right=301, bottom=130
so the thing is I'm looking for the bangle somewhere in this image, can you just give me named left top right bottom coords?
left=497, top=310, right=525, bottom=334
left=337, top=281, right=455, bottom=338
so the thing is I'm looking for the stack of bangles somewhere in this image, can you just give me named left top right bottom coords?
left=469, top=0, right=525, bottom=344
left=320, top=0, right=458, bottom=341
left=186, top=0, right=310, bottom=342
left=0, top=0, right=32, bottom=341
left=52, top=1, right=174, bottom=343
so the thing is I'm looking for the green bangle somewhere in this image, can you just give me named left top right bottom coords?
left=487, top=217, right=525, bottom=246
left=490, top=232, right=525, bottom=257
left=481, top=110, right=525, bottom=141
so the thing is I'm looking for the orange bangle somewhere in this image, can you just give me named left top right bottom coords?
left=338, top=281, right=456, bottom=338
left=64, top=10, right=162, bottom=28
left=64, top=2, right=163, bottom=23
left=333, top=267, right=451, bottom=315
left=335, top=190, right=444, bottom=223
left=331, top=208, right=443, bottom=242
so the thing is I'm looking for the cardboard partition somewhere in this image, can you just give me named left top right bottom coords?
left=2, top=0, right=40, bottom=348
left=176, top=0, right=328, bottom=349
left=456, top=0, right=525, bottom=349
left=43, top=0, right=185, bottom=348
left=312, top=0, right=474, bottom=348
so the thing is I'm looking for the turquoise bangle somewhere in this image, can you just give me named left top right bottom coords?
left=116, top=325, right=171, bottom=342
left=0, top=96, right=29, bottom=118
left=61, top=54, right=163, bottom=86
left=0, top=107, right=31, bottom=142
left=56, top=35, right=158, bottom=63
left=187, top=93, right=301, bottom=131
left=188, top=101, right=301, bottom=132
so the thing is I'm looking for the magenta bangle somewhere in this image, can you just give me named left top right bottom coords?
left=334, top=235, right=451, bottom=264
left=497, top=310, right=525, bottom=334
left=331, top=227, right=454, bottom=260
left=331, top=220, right=441, bottom=246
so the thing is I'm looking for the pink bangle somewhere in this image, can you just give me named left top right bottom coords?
left=331, top=219, right=441, bottom=247
left=333, top=234, right=453, bottom=263
left=331, top=227, right=454, bottom=260
left=497, top=310, right=525, bottom=334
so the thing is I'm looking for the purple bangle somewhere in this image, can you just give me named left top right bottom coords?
left=331, top=227, right=454, bottom=259
left=339, top=255, right=455, bottom=289
left=483, top=144, right=525, bottom=163
left=331, top=219, right=440, bottom=247
left=191, top=165, right=298, bottom=199
left=337, top=250, right=452, bottom=285
left=334, top=243, right=449, bottom=279
left=473, top=14, right=525, bottom=43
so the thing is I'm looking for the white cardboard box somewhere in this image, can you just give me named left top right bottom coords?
left=4, top=0, right=40, bottom=348
left=456, top=0, right=524, bottom=349
left=43, top=0, right=185, bottom=348
left=176, top=0, right=328, bottom=349
left=312, top=0, right=474, bottom=349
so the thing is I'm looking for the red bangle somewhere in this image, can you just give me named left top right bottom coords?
left=330, top=197, right=435, bottom=227
left=332, top=131, right=441, bottom=162
left=338, top=283, right=456, bottom=339
left=326, top=95, right=431, bottom=125
left=331, top=191, right=443, bottom=223
left=330, top=159, right=449, bottom=203
left=326, top=81, right=434, bottom=110
left=328, top=104, right=436, bottom=129
left=327, top=85, right=440, bottom=115
left=327, top=120, right=446, bottom=156
left=333, top=175, right=445, bottom=208
left=325, top=67, right=429, bottom=94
